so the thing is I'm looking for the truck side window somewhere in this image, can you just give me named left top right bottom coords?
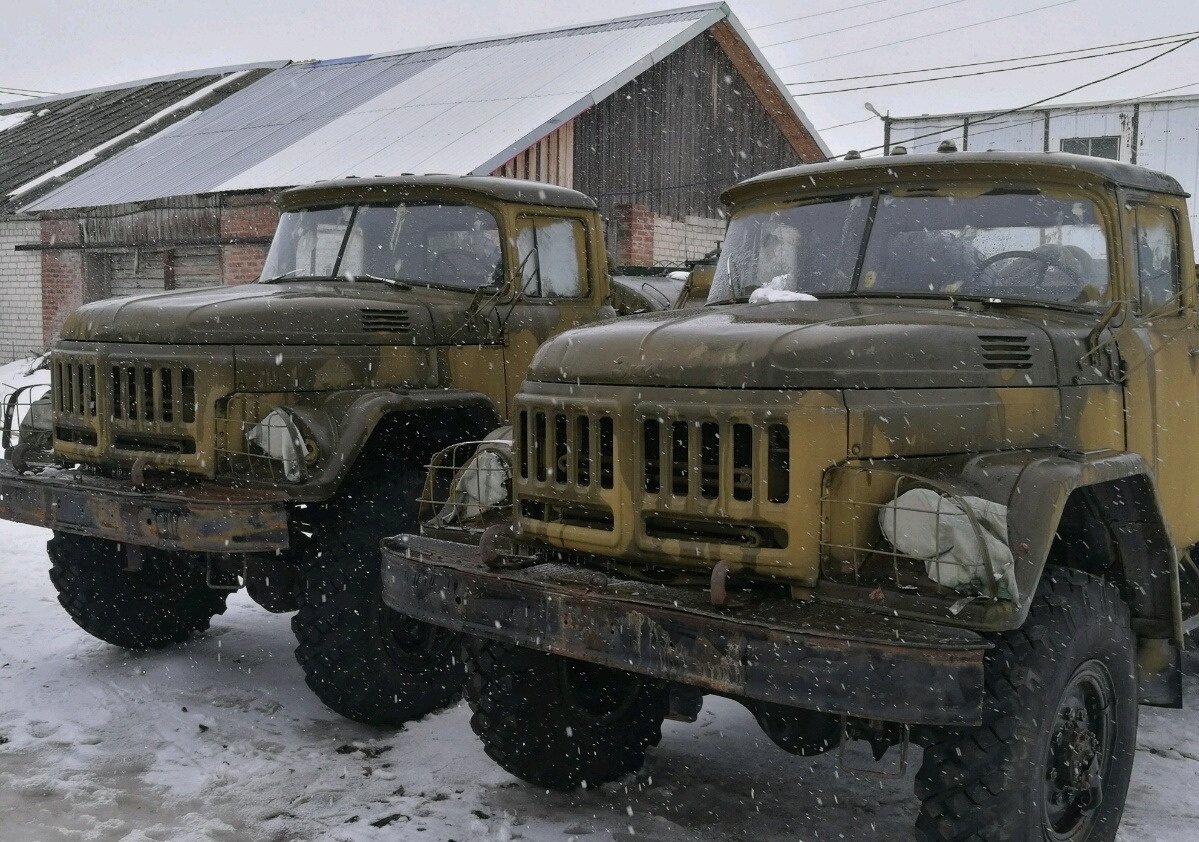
left=516, top=217, right=588, bottom=298
left=1132, top=204, right=1180, bottom=313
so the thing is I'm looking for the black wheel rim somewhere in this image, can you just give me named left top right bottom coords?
left=377, top=602, right=457, bottom=672
left=1042, top=659, right=1117, bottom=840
left=558, top=659, right=643, bottom=726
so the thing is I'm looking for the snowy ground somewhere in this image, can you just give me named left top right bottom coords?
left=1, top=520, right=1196, bottom=842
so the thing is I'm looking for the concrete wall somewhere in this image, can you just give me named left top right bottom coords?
left=651, top=214, right=725, bottom=267
left=0, top=218, right=45, bottom=361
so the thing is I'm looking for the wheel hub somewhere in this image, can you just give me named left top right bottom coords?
left=1042, top=661, right=1115, bottom=840
left=378, top=603, right=456, bottom=671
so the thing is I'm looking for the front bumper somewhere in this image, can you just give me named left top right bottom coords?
left=0, top=461, right=289, bottom=553
left=381, top=535, right=989, bottom=727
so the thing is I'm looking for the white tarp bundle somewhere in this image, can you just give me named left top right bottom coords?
left=246, top=408, right=309, bottom=482
left=878, top=487, right=1017, bottom=600
left=435, top=430, right=512, bottom=525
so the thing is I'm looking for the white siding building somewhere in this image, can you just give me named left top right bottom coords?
left=890, top=95, right=1199, bottom=254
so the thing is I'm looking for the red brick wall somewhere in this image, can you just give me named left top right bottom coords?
left=220, top=194, right=277, bottom=285
left=221, top=244, right=270, bottom=286
left=41, top=220, right=83, bottom=346
left=614, top=203, right=655, bottom=266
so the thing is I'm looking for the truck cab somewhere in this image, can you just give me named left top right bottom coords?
left=0, top=174, right=675, bottom=726
left=383, top=153, right=1199, bottom=841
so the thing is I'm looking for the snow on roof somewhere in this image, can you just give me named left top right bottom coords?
left=22, top=3, right=826, bottom=212
left=0, top=65, right=276, bottom=213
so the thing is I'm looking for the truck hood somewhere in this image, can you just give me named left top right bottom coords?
left=58, top=281, right=497, bottom=346
left=527, top=299, right=1061, bottom=389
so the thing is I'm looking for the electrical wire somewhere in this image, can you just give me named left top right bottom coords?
left=748, top=0, right=892, bottom=30
left=760, top=0, right=977, bottom=50
left=790, top=38, right=1194, bottom=95
left=775, top=0, right=1080, bottom=71
left=0, top=84, right=59, bottom=96
left=788, top=30, right=1199, bottom=86
left=818, top=115, right=880, bottom=132
left=847, top=35, right=1198, bottom=157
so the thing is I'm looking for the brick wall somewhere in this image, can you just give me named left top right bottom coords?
left=40, top=219, right=83, bottom=348
left=613, top=203, right=724, bottom=268
left=221, top=244, right=270, bottom=285
left=220, top=194, right=277, bottom=285
left=0, top=219, right=44, bottom=361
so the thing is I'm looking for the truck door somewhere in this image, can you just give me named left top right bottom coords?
left=499, top=213, right=603, bottom=416
left=1118, top=197, right=1199, bottom=549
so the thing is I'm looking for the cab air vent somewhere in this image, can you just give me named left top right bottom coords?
left=979, top=334, right=1033, bottom=369
left=360, top=308, right=411, bottom=333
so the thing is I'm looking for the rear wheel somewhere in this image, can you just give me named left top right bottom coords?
left=915, top=568, right=1137, bottom=842
left=464, top=638, right=668, bottom=790
left=47, top=532, right=227, bottom=649
left=291, top=464, right=463, bottom=725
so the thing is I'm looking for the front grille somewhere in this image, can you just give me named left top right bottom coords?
left=110, top=365, right=196, bottom=426
left=640, top=417, right=789, bottom=504
left=979, top=334, right=1033, bottom=369
left=53, top=360, right=98, bottom=420
left=360, top=308, right=412, bottom=333
left=518, top=408, right=614, bottom=490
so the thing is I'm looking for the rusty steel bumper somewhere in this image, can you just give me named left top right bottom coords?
left=0, top=461, right=289, bottom=553
left=381, top=535, right=989, bottom=727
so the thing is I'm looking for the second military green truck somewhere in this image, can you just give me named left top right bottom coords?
left=0, top=174, right=680, bottom=725
left=382, top=152, right=1199, bottom=841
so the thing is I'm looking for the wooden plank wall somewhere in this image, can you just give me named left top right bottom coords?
left=491, top=122, right=574, bottom=187
left=570, top=30, right=810, bottom=223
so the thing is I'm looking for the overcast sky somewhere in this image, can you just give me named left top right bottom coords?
left=1, top=0, right=1196, bottom=155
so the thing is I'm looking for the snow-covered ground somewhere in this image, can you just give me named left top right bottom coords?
left=1, top=519, right=1196, bottom=842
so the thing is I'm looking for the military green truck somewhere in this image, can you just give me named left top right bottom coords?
left=381, top=152, right=1199, bottom=841
left=0, top=174, right=682, bottom=726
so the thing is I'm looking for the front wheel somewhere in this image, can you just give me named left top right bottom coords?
left=291, top=465, right=463, bottom=725
left=47, top=532, right=227, bottom=649
left=464, top=638, right=668, bottom=790
left=915, top=568, right=1138, bottom=842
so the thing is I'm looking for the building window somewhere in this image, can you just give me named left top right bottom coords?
left=1060, top=136, right=1121, bottom=160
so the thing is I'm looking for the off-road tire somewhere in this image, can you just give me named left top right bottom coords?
left=291, top=463, right=463, bottom=726
left=47, top=531, right=227, bottom=649
left=464, top=638, right=668, bottom=790
left=915, top=568, right=1138, bottom=842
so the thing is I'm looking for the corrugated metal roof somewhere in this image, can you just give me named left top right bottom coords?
left=0, top=65, right=279, bottom=213
left=23, top=3, right=825, bottom=212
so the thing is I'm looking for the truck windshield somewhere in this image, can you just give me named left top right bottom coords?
left=260, top=202, right=502, bottom=290
left=709, top=189, right=1110, bottom=307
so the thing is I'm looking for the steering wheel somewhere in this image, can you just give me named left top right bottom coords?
left=967, top=249, right=1083, bottom=294
left=430, top=248, right=494, bottom=281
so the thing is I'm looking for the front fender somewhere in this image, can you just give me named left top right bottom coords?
left=298, top=389, right=503, bottom=500
left=959, top=449, right=1177, bottom=633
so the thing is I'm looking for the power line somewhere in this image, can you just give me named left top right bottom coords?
left=788, top=30, right=1199, bottom=86
left=845, top=35, right=1198, bottom=157
left=748, top=0, right=892, bottom=30
left=0, top=84, right=59, bottom=96
left=818, top=115, right=879, bottom=132
left=760, top=0, right=977, bottom=50
left=775, top=0, right=1080, bottom=71
left=790, top=38, right=1193, bottom=95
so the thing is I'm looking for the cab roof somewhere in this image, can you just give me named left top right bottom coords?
left=279, top=174, right=597, bottom=211
left=722, top=151, right=1188, bottom=207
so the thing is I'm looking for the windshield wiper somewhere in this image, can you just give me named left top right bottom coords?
left=346, top=273, right=413, bottom=290
left=260, top=272, right=338, bottom=284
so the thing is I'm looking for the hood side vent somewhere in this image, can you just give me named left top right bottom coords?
left=360, top=308, right=412, bottom=333
left=979, top=334, right=1033, bottom=369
